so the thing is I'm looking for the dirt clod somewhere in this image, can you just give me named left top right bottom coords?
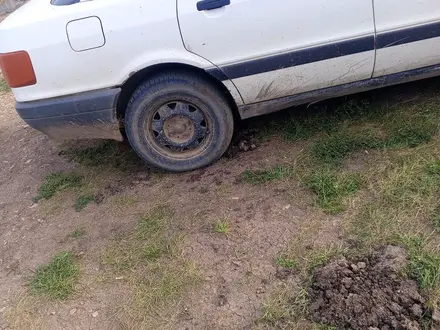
left=308, top=246, right=428, bottom=330
left=93, top=183, right=122, bottom=204
left=225, top=128, right=260, bottom=158
left=432, top=308, right=440, bottom=323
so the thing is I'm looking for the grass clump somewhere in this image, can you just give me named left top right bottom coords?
left=426, top=161, right=440, bottom=176
left=142, top=245, right=162, bottom=261
left=400, top=235, right=440, bottom=291
left=430, top=215, right=440, bottom=233
left=276, top=256, right=298, bottom=270
left=34, top=172, right=83, bottom=202
left=74, top=194, right=94, bottom=212
left=242, top=165, right=293, bottom=184
left=212, top=220, right=230, bottom=234
left=305, top=171, right=362, bottom=213
left=29, top=251, right=79, bottom=299
left=258, top=284, right=309, bottom=328
left=0, top=77, right=10, bottom=93
left=70, top=227, right=86, bottom=238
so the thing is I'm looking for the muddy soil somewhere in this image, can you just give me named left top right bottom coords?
left=309, top=246, right=429, bottom=330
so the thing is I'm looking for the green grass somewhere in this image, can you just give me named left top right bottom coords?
left=385, top=126, right=434, bottom=149
left=29, top=251, right=79, bottom=299
left=426, top=160, right=440, bottom=176
left=34, top=172, right=83, bottom=202
left=430, top=215, right=440, bottom=233
left=74, top=194, right=94, bottom=212
left=212, top=220, right=230, bottom=234
left=0, top=77, right=10, bottom=93
left=383, top=108, right=438, bottom=149
left=242, top=165, right=293, bottom=184
left=305, top=171, right=362, bottom=213
left=70, top=227, right=86, bottom=238
left=142, top=245, right=162, bottom=261
left=276, top=256, right=298, bottom=270
left=61, top=140, right=142, bottom=170
left=260, top=99, right=372, bottom=142
left=400, top=235, right=440, bottom=291
left=310, top=132, right=382, bottom=166
left=310, top=116, right=437, bottom=166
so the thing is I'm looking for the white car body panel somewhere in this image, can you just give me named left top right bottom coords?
left=0, top=0, right=229, bottom=102
left=373, top=37, right=440, bottom=78
left=226, top=52, right=373, bottom=104
left=178, top=0, right=376, bottom=104
left=373, top=0, right=440, bottom=77
left=373, top=0, right=440, bottom=32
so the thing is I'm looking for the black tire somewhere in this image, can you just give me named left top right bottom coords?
left=124, top=71, right=234, bottom=172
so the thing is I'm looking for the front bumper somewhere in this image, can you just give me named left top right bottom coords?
left=16, top=88, right=123, bottom=141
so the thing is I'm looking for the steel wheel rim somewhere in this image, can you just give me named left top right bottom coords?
left=144, top=100, right=212, bottom=159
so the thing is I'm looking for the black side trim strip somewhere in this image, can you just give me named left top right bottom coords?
left=206, top=67, right=229, bottom=81
left=377, top=21, right=440, bottom=49
left=16, top=88, right=121, bottom=119
left=212, top=35, right=374, bottom=80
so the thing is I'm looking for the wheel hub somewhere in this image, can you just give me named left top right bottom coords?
left=163, top=115, right=195, bottom=144
left=147, top=101, right=209, bottom=153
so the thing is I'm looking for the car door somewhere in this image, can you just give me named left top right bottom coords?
left=177, top=0, right=376, bottom=104
left=373, top=0, right=440, bottom=77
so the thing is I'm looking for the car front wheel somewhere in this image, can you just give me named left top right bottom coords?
left=124, top=71, right=234, bottom=172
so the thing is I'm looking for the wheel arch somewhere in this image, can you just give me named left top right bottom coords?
left=116, top=63, right=242, bottom=125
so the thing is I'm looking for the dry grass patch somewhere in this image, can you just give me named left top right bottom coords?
left=256, top=283, right=310, bottom=329
left=242, top=165, right=294, bottom=184
left=4, top=293, right=46, bottom=330
left=102, top=205, right=201, bottom=329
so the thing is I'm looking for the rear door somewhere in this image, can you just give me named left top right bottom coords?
left=373, top=1, right=440, bottom=77
left=177, top=0, right=376, bottom=104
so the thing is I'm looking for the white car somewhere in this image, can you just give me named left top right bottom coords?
left=1, top=0, right=439, bottom=172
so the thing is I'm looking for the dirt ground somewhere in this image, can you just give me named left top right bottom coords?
left=0, top=85, right=326, bottom=329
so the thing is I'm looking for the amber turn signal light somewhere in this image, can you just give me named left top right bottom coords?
left=0, top=51, right=36, bottom=88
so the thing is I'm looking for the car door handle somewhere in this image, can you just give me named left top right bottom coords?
left=197, top=0, right=230, bottom=11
